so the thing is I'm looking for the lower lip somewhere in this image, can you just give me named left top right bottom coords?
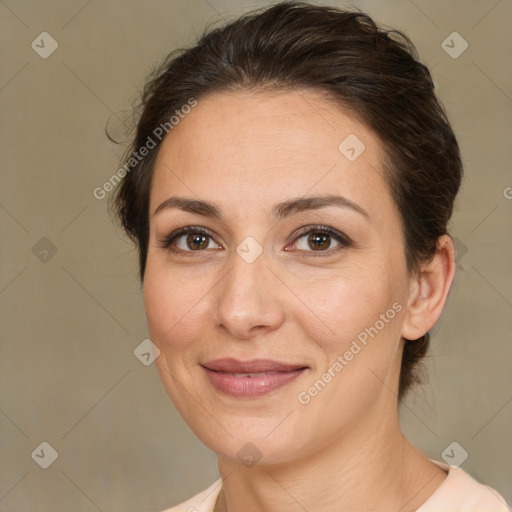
left=202, top=367, right=307, bottom=398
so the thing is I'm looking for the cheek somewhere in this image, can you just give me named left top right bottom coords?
left=294, top=265, right=405, bottom=406
left=294, top=261, right=398, bottom=345
left=294, top=273, right=404, bottom=415
left=142, top=263, right=211, bottom=410
left=142, top=262, right=209, bottom=351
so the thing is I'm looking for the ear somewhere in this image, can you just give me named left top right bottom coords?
left=401, top=234, right=456, bottom=341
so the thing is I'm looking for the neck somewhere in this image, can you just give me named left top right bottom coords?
left=214, top=401, right=447, bottom=512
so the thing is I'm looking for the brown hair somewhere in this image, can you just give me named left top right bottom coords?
left=112, top=1, right=463, bottom=401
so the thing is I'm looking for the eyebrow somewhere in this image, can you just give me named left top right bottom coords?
left=153, top=194, right=370, bottom=221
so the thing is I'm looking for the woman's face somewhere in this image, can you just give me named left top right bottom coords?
left=143, top=89, right=413, bottom=465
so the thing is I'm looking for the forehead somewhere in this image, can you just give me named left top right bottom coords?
left=149, top=89, right=393, bottom=219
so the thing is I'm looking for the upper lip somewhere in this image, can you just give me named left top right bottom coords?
left=201, top=358, right=308, bottom=373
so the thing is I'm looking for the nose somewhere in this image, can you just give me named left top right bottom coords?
left=212, top=248, right=285, bottom=340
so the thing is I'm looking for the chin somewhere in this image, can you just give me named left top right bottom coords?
left=189, top=413, right=312, bottom=468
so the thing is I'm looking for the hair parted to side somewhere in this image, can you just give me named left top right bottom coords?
left=111, top=1, right=463, bottom=401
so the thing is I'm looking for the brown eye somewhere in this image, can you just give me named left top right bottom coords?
left=185, top=233, right=210, bottom=250
left=288, top=225, right=352, bottom=256
left=307, top=232, right=332, bottom=251
left=158, top=226, right=220, bottom=254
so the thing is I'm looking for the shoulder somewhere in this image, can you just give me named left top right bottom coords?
left=158, top=479, right=223, bottom=512
left=417, top=459, right=510, bottom=512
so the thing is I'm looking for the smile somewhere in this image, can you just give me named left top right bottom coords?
left=201, top=358, right=309, bottom=398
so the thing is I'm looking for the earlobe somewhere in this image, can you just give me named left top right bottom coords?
left=401, top=235, right=456, bottom=341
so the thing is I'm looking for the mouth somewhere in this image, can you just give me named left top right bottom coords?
left=201, top=358, right=309, bottom=398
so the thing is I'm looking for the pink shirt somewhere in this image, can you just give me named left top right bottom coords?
left=162, top=459, right=509, bottom=512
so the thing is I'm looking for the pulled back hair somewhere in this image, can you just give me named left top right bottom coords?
left=112, top=1, right=463, bottom=401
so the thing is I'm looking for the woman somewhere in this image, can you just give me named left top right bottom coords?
left=112, top=2, right=509, bottom=511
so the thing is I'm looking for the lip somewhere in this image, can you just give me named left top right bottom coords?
left=201, top=358, right=308, bottom=398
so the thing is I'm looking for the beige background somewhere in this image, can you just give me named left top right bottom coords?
left=0, top=0, right=511, bottom=510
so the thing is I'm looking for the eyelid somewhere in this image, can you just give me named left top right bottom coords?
left=289, top=224, right=352, bottom=246
left=157, top=225, right=218, bottom=252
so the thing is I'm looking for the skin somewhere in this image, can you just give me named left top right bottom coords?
left=143, top=89, right=456, bottom=511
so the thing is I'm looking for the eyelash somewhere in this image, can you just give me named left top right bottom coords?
left=157, top=225, right=353, bottom=258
